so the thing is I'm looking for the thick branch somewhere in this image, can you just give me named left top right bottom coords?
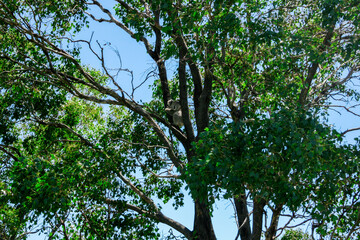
left=178, top=42, right=195, bottom=143
left=197, top=68, right=213, bottom=133
left=265, top=204, right=283, bottom=240
left=106, top=199, right=193, bottom=239
left=252, top=198, right=266, bottom=240
left=150, top=9, right=172, bottom=120
left=299, top=27, right=335, bottom=106
left=234, top=195, right=251, bottom=240
left=165, top=7, right=205, bottom=132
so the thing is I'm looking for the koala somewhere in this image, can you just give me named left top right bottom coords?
left=165, top=99, right=183, bottom=127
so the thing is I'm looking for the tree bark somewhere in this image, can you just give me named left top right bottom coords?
left=178, top=43, right=195, bottom=143
left=265, top=204, right=283, bottom=240
left=234, top=194, right=251, bottom=240
left=193, top=200, right=217, bottom=240
left=251, top=198, right=266, bottom=240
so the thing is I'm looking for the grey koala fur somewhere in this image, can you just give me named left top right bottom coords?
left=165, top=99, right=183, bottom=127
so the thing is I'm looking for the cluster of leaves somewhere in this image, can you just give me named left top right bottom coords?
left=189, top=108, right=360, bottom=231
left=281, top=229, right=312, bottom=240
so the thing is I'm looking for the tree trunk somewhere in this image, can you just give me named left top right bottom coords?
left=234, top=195, right=251, bottom=240
left=251, top=198, right=266, bottom=240
left=193, top=200, right=216, bottom=240
left=265, top=204, right=283, bottom=240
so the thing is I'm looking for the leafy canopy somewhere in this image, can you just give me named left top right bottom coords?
left=0, top=0, right=360, bottom=239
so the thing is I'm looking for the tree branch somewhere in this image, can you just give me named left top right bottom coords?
left=265, top=204, right=283, bottom=240
left=178, top=41, right=195, bottom=143
left=234, top=194, right=252, bottom=240
left=341, top=127, right=360, bottom=136
left=252, top=198, right=266, bottom=240
left=299, top=26, right=335, bottom=106
left=105, top=200, right=193, bottom=239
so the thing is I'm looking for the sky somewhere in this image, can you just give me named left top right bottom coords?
left=27, top=1, right=360, bottom=239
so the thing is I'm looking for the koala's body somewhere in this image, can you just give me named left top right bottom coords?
left=165, top=99, right=184, bottom=127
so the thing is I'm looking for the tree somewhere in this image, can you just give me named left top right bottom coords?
left=0, top=0, right=360, bottom=239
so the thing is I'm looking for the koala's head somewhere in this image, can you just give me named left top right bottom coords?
left=167, top=99, right=175, bottom=107
left=167, top=99, right=181, bottom=111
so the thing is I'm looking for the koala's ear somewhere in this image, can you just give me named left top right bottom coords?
left=167, top=99, right=173, bottom=106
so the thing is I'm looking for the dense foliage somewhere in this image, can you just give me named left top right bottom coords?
left=1, top=0, right=360, bottom=239
left=281, top=229, right=311, bottom=240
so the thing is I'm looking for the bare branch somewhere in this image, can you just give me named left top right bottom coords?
left=341, top=127, right=360, bottom=136
left=327, top=104, right=360, bottom=117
